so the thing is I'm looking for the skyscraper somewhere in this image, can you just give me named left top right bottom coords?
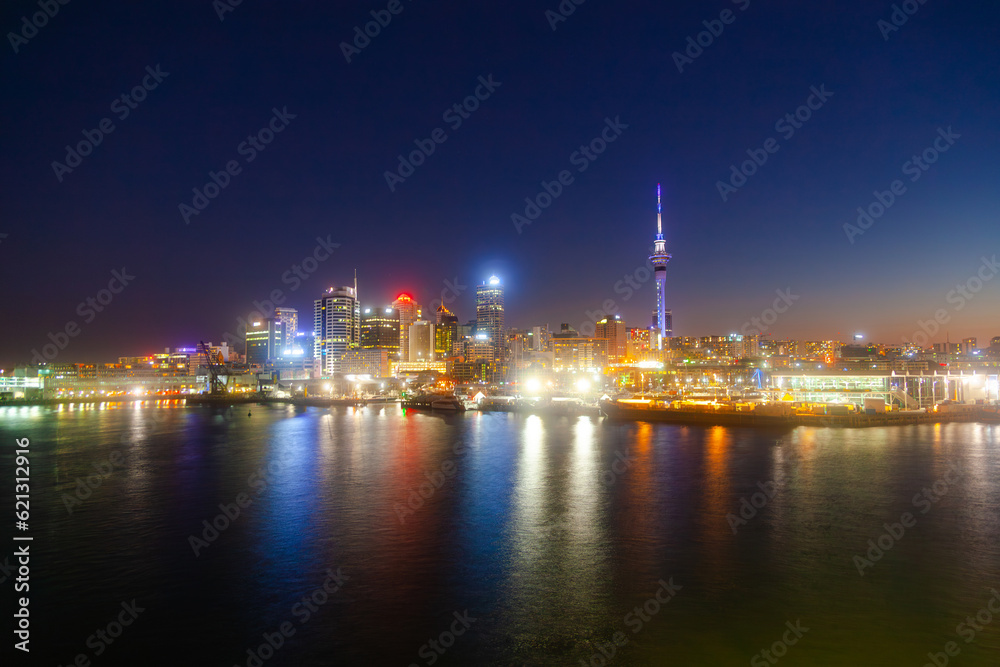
left=596, top=315, right=627, bottom=363
left=314, top=285, right=360, bottom=376
left=361, top=307, right=400, bottom=358
left=648, top=184, right=672, bottom=349
left=435, top=304, right=459, bottom=358
left=392, top=294, right=422, bottom=362
left=476, top=276, right=504, bottom=378
left=274, top=307, right=298, bottom=354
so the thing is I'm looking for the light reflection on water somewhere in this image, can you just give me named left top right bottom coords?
left=0, top=403, right=998, bottom=665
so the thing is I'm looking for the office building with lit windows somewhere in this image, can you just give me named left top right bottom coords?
left=314, top=285, right=360, bottom=376
left=476, top=276, right=504, bottom=377
left=392, top=294, right=422, bottom=362
left=361, top=307, right=401, bottom=358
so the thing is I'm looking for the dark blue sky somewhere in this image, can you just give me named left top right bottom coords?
left=2, top=0, right=999, bottom=366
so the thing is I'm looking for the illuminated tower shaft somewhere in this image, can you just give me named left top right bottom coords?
left=648, top=184, right=672, bottom=349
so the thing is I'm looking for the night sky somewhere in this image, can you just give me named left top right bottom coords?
left=2, top=0, right=999, bottom=367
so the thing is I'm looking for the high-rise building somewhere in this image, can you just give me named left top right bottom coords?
left=476, top=276, right=505, bottom=381
left=648, top=184, right=672, bottom=349
left=435, top=305, right=459, bottom=359
left=361, top=307, right=400, bottom=358
left=530, top=325, right=551, bottom=352
left=596, top=315, right=627, bottom=363
left=274, top=307, right=298, bottom=353
left=961, top=337, right=977, bottom=355
left=246, top=318, right=285, bottom=366
left=314, top=285, right=360, bottom=376
left=392, top=294, right=422, bottom=362
left=408, top=320, right=435, bottom=362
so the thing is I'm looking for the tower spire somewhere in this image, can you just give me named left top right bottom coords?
left=657, top=183, right=662, bottom=235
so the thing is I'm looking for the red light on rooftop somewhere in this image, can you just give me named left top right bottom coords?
left=396, top=293, right=412, bottom=302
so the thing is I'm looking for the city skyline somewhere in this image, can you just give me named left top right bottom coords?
left=2, top=2, right=998, bottom=368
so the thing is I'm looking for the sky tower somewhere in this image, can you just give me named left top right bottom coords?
left=649, top=184, right=672, bottom=349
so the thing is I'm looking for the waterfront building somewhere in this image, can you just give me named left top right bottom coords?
left=408, top=320, right=435, bottom=362
left=314, top=285, right=360, bottom=376
left=596, top=315, right=627, bottom=363
left=392, top=294, right=422, bottom=362
left=476, top=276, right=505, bottom=377
left=361, top=307, right=401, bottom=358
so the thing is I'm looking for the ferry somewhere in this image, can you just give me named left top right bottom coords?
left=402, top=394, right=466, bottom=412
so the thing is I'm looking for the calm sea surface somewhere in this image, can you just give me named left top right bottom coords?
left=1, top=402, right=999, bottom=665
